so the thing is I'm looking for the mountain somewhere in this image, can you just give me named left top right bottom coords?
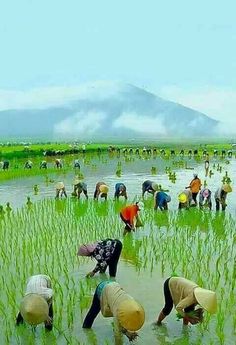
left=0, top=82, right=219, bottom=140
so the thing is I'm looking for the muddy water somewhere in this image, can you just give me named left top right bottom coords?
left=0, top=154, right=236, bottom=344
left=0, top=154, right=235, bottom=213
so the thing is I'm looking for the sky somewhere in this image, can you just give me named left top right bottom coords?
left=0, top=0, right=236, bottom=124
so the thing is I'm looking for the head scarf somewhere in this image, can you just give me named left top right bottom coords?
left=77, top=242, right=98, bottom=256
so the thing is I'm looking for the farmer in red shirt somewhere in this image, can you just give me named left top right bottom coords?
left=120, top=202, right=144, bottom=235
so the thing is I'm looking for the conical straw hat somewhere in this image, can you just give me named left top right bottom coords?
left=99, top=185, right=109, bottom=193
left=117, top=300, right=145, bottom=331
left=194, top=288, right=217, bottom=314
left=222, top=184, right=232, bottom=193
left=56, top=182, right=64, bottom=189
left=20, top=294, right=49, bottom=325
left=178, top=193, right=187, bottom=203
left=151, top=183, right=159, bottom=191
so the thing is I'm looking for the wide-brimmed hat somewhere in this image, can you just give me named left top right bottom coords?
left=77, top=243, right=98, bottom=256
left=137, top=201, right=144, bottom=211
left=151, top=183, right=159, bottom=191
left=56, top=182, right=64, bottom=190
left=166, top=195, right=171, bottom=202
left=73, top=178, right=81, bottom=185
left=178, top=193, right=187, bottom=203
left=20, top=294, right=49, bottom=325
left=194, top=288, right=217, bottom=314
left=202, top=189, right=210, bottom=198
left=222, top=184, right=232, bottom=193
left=117, top=300, right=145, bottom=331
left=99, top=185, right=109, bottom=194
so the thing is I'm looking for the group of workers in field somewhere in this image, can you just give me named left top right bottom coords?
left=2, top=165, right=226, bottom=340
left=16, top=260, right=217, bottom=341
left=55, top=173, right=232, bottom=214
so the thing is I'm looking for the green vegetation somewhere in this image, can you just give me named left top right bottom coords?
left=0, top=199, right=235, bottom=344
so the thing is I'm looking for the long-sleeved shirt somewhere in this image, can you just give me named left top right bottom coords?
left=120, top=205, right=139, bottom=226
left=25, top=275, right=53, bottom=302
left=114, top=183, right=126, bottom=198
left=199, top=189, right=212, bottom=205
left=92, top=239, right=117, bottom=273
left=189, top=178, right=202, bottom=193
left=154, top=191, right=170, bottom=210
left=169, top=277, right=198, bottom=316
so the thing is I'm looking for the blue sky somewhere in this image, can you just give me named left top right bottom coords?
left=0, top=0, right=236, bottom=122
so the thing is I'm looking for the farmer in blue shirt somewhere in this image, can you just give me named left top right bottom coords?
left=154, top=191, right=171, bottom=211
left=114, top=183, right=128, bottom=200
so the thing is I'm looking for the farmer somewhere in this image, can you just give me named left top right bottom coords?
left=155, top=276, right=217, bottom=326
left=55, top=159, right=62, bottom=169
left=114, top=183, right=128, bottom=200
left=94, top=182, right=109, bottom=200
left=186, top=174, right=202, bottom=205
left=73, top=177, right=88, bottom=199
left=142, top=180, right=159, bottom=197
left=16, top=274, right=53, bottom=330
left=26, top=197, right=33, bottom=208
left=77, top=239, right=122, bottom=278
left=3, top=161, right=9, bottom=170
left=40, top=160, right=47, bottom=169
left=154, top=191, right=171, bottom=211
left=214, top=184, right=232, bottom=211
left=55, top=182, right=67, bottom=199
left=199, top=188, right=212, bottom=210
left=120, top=202, right=144, bottom=235
left=74, top=159, right=80, bottom=169
left=178, top=189, right=192, bottom=209
left=204, top=160, right=209, bottom=177
left=6, top=202, right=12, bottom=213
left=83, top=281, right=145, bottom=342
left=24, top=160, right=33, bottom=169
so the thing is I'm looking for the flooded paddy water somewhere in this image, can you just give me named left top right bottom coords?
left=0, top=152, right=236, bottom=344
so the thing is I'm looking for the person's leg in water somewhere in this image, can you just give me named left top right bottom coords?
left=45, top=301, right=53, bottom=331
left=83, top=286, right=101, bottom=328
left=156, top=278, right=173, bottom=324
left=108, top=240, right=123, bottom=277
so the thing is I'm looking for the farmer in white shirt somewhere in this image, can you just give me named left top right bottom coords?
left=16, top=274, right=53, bottom=330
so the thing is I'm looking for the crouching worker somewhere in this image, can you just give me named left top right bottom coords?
left=215, top=184, right=232, bottom=211
left=142, top=180, right=159, bottom=197
left=73, top=178, right=88, bottom=199
left=199, top=188, right=212, bottom=210
left=114, top=183, right=128, bottom=200
left=55, top=182, right=67, bottom=199
left=83, top=281, right=145, bottom=342
left=178, top=190, right=192, bottom=209
left=94, top=182, right=109, bottom=200
left=78, top=239, right=122, bottom=278
left=16, top=274, right=53, bottom=330
left=154, top=191, right=171, bottom=211
left=120, top=202, right=144, bottom=236
left=155, top=276, right=217, bottom=326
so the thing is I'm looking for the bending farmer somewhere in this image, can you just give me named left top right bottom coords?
left=78, top=239, right=122, bottom=278
left=154, top=191, right=171, bottom=211
left=156, top=276, right=217, bottom=326
left=16, top=274, right=53, bottom=330
left=83, top=281, right=145, bottom=342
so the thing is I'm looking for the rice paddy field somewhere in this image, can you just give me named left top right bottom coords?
left=0, top=148, right=236, bottom=344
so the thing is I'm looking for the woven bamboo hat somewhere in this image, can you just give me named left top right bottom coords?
left=117, top=300, right=145, bottom=331
left=20, top=294, right=49, bottom=325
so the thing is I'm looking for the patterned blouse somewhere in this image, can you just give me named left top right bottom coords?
left=92, top=239, right=117, bottom=273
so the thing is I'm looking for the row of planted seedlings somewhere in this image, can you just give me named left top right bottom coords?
left=1, top=198, right=235, bottom=344
left=0, top=199, right=123, bottom=344
left=138, top=203, right=236, bottom=344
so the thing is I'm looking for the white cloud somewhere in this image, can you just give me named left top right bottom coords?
left=54, top=111, right=107, bottom=137
left=113, top=112, right=167, bottom=135
left=0, top=81, right=123, bottom=111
